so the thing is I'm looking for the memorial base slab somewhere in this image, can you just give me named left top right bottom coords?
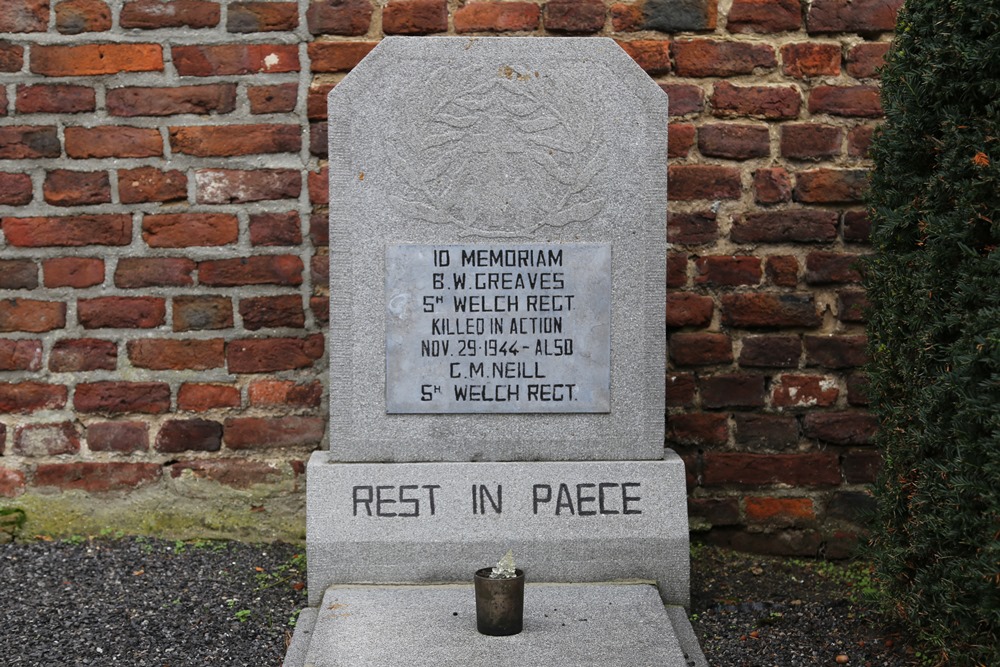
left=283, top=583, right=707, bottom=667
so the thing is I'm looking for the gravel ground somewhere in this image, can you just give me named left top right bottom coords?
left=0, top=536, right=916, bottom=666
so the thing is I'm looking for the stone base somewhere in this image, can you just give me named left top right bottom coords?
left=283, top=583, right=706, bottom=667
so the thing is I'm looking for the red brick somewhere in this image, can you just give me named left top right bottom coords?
left=0, top=43, right=24, bottom=72
left=13, top=422, right=80, bottom=456
left=0, top=340, right=42, bottom=371
left=659, top=84, right=704, bottom=116
left=118, top=167, right=187, bottom=204
left=307, top=167, right=328, bottom=206
left=16, top=84, right=96, bottom=114
left=42, top=257, right=104, bottom=289
left=732, top=210, right=838, bottom=243
left=227, top=334, right=324, bottom=373
left=780, top=124, right=843, bottom=160
left=701, top=373, right=766, bottom=409
left=195, top=169, right=301, bottom=204
left=745, top=497, right=815, bottom=526
left=668, top=210, right=717, bottom=245
left=703, top=452, right=841, bottom=487
left=78, top=297, right=166, bottom=329
left=127, top=338, right=225, bottom=370
left=43, top=170, right=110, bottom=206
left=780, top=42, right=841, bottom=78
left=847, top=124, right=876, bottom=158
left=199, top=255, right=303, bottom=287
left=809, top=85, right=882, bottom=117
left=616, top=40, right=671, bottom=74
left=0, top=173, right=33, bottom=206
left=120, top=0, right=220, bottom=28
left=698, top=123, right=769, bottom=160
left=695, top=256, right=761, bottom=286
left=177, top=383, right=240, bottom=411
left=807, top=0, right=903, bottom=34
left=544, top=0, right=605, bottom=33
left=794, top=169, right=868, bottom=203
left=666, top=253, right=687, bottom=289
left=49, top=338, right=117, bottom=371
left=75, top=381, right=170, bottom=414
left=114, top=257, right=195, bottom=288
left=721, top=293, right=821, bottom=328
left=846, top=42, right=889, bottom=78
left=87, top=421, right=149, bottom=453
left=688, top=497, right=740, bottom=526
left=312, top=121, right=330, bottom=155
left=169, top=459, right=283, bottom=488
left=142, top=213, right=238, bottom=248
left=711, top=82, right=801, bottom=120
left=804, top=334, right=867, bottom=369
left=837, top=290, right=868, bottom=324
left=308, top=41, right=377, bottom=72
left=250, top=211, right=302, bottom=246
left=668, top=165, right=742, bottom=201
left=0, top=260, right=37, bottom=289
left=306, top=0, right=372, bottom=35
left=310, top=212, right=329, bottom=246
left=672, top=40, right=776, bottom=77
left=668, top=123, right=695, bottom=158
left=753, top=167, right=791, bottom=204
left=772, top=373, right=839, bottom=408
left=0, top=0, right=49, bottom=32
left=805, top=251, right=863, bottom=284
left=842, top=448, right=880, bottom=483
left=0, top=126, right=61, bottom=159
left=843, top=210, right=871, bottom=243
left=666, top=292, right=714, bottom=328
left=307, top=83, right=334, bottom=119
left=64, top=126, right=162, bottom=159
left=728, top=0, right=801, bottom=33
left=169, top=124, right=300, bottom=157
left=240, top=295, right=305, bottom=330
left=34, top=462, right=161, bottom=492
left=454, top=1, right=539, bottom=32
left=666, top=413, right=729, bottom=446
left=172, top=295, right=233, bottom=331
left=0, top=467, right=26, bottom=498
left=669, top=332, right=732, bottom=366
left=55, top=0, right=112, bottom=33
left=248, top=379, right=323, bottom=408
left=227, top=2, right=297, bottom=31
left=248, top=83, right=298, bottom=114
left=173, top=44, right=299, bottom=76
left=666, top=373, right=696, bottom=407
left=31, top=44, right=163, bottom=76
left=610, top=2, right=643, bottom=31
left=802, top=411, right=877, bottom=445
left=155, top=419, right=223, bottom=452
left=739, top=335, right=801, bottom=367
left=0, top=382, right=68, bottom=414
left=0, top=299, right=66, bottom=333
left=383, top=0, right=447, bottom=34
left=107, top=84, right=237, bottom=116
left=733, top=413, right=799, bottom=448
left=223, top=416, right=326, bottom=449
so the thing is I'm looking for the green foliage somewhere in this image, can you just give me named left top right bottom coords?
left=865, top=1, right=1000, bottom=663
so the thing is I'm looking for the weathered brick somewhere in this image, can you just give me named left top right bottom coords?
left=383, top=0, right=448, bottom=34
left=753, top=167, right=792, bottom=204
left=454, top=1, right=539, bottom=32
left=107, top=84, right=237, bottom=116
left=794, top=169, right=868, bottom=203
left=227, top=2, right=297, bottom=32
left=120, top=0, right=220, bottom=28
left=168, top=459, right=283, bottom=488
left=842, top=448, right=880, bottom=483
left=31, top=44, right=163, bottom=76
left=195, top=169, right=301, bottom=204
left=666, top=292, right=714, bottom=328
left=308, top=41, right=377, bottom=72
left=701, top=373, right=766, bottom=409
left=0, top=0, right=49, bottom=32
left=695, top=256, right=761, bottom=286
left=733, top=413, right=799, bottom=448
left=780, top=124, right=843, bottom=160
left=169, top=124, right=300, bottom=157
left=668, top=123, right=695, bottom=158
left=804, top=334, right=867, bottom=369
left=666, top=373, right=696, bottom=407
left=780, top=42, right=841, bottom=78
left=688, top=497, right=740, bottom=526
left=0, top=382, right=68, bottom=414
left=75, top=381, right=171, bottom=414
left=765, top=255, right=800, bottom=287
left=803, top=411, right=877, bottom=445
left=127, top=338, right=225, bottom=370
left=78, top=297, right=166, bottom=329
left=732, top=210, right=838, bottom=243
left=728, top=0, right=801, bottom=33
left=0, top=126, right=61, bottom=159
left=173, top=44, right=298, bottom=76
left=142, top=213, right=238, bottom=248
left=248, top=379, right=323, bottom=408
left=114, top=257, right=195, bottom=288
left=744, top=496, right=815, bottom=526
left=721, top=293, right=821, bottom=328
left=118, top=167, right=187, bottom=204
left=55, top=0, right=112, bottom=33
left=0, top=339, right=42, bottom=371
left=310, top=213, right=329, bottom=246
left=698, top=123, right=770, bottom=160
left=739, top=335, right=801, bottom=367
left=311, top=254, right=328, bottom=291
left=837, top=290, right=868, bottom=324
left=87, top=421, right=149, bottom=453
left=805, top=251, right=863, bottom=284
left=610, top=2, right=643, bottom=31
left=240, top=295, right=306, bottom=330
left=0, top=173, right=33, bottom=206
left=308, top=166, right=330, bottom=205
left=659, top=84, right=704, bottom=116
left=668, top=210, right=717, bottom=245
left=307, top=83, right=334, bottom=120
left=712, top=82, right=801, bottom=119
left=177, top=383, right=241, bottom=411
left=847, top=124, right=876, bottom=159
left=199, top=255, right=303, bottom=287
left=49, top=338, right=117, bottom=371
left=672, top=40, right=776, bottom=77
left=703, top=452, right=841, bottom=487
left=16, top=84, right=96, bottom=114
left=0, top=43, right=25, bottom=72
left=227, top=335, right=324, bottom=373
left=155, top=419, right=223, bottom=452
left=543, top=0, right=605, bottom=33
left=666, top=253, right=687, bottom=288
left=668, top=165, right=741, bottom=201
left=616, top=40, right=671, bottom=74
left=172, top=295, right=233, bottom=331
left=13, top=422, right=80, bottom=456
left=669, top=332, right=732, bottom=366
left=642, top=0, right=717, bottom=32
left=43, top=170, right=110, bottom=207
left=809, top=85, right=883, bottom=117
left=0, top=260, right=37, bottom=289
left=772, top=373, right=839, bottom=408
left=306, top=0, right=372, bottom=35
left=65, top=126, right=162, bottom=159
left=666, top=412, right=729, bottom=446
left=249, top=211, right=302, bottom=246
left=34, top=462, right=161, bottom=492
left=843, top=210, right=871, bottom=243
left=223, top=416, right=326, bottom=449
left=807, top=0, right=903, bottom=34
left=248, top=83, right=298, bottom=114
left=0, top=467, right=27, bottom=498
left=846, top=42, right=889, bottom=78
left=42, top=257, right=104, bottom=289
left=0, top=299, right=66, bottom=333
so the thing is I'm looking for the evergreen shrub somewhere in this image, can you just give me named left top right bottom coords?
left=865, top=1, right=1000, bottom=663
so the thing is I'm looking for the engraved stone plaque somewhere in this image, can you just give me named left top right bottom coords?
left=386, top=244, right=611, bottom=413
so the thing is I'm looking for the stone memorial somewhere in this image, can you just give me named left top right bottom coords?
left=284, top=37, right=705, bottom=667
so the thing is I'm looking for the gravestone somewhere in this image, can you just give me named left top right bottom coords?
left=284, top=37, right=705, bottom=667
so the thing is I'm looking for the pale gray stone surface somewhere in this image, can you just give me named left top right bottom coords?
left=281, top=607, right=317, bottom=667
left=305, top=451, right=689, bottom=607
left=328, top=36, right=668, bottom=461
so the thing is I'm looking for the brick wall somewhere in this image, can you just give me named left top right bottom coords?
left=0, top=0, right=897, bottom=553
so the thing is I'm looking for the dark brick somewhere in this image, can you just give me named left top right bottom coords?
left=804, top=334, right=868, bottom=369
left=49, top=338, right=117, bottom=371
left=666, top=292, right=714, bottom=328
left=802, top=411, right=878, bottom=445
left=727, top=0, right=801, bottom=33
left=807, top=0, right=903, bottom=34
left=739, top=335, right=801, bottom=368
left=765, top=255, right=800, bottom=287
left=307, top=0, right=372, bottom=35
left=721, top=293, right=821, bottom=328
left=698, top=123, right=770, bottom=160
left=837, top=290, right=868, bottom=323
left=668, top=210, right=717, bottom=246
left=34, top=462, right=161, bottom=492
left=701, top=373, right=766, bottom=409
left=733, top=210, right=838, bottom=243
left=74, top=382, right=171, bottom=414
left=703, top=452, right=841, bottom=487
left=658, top=84, right=704, bottom=116
left=805, top=251, right=863, bottom=284
left=669, top=332, right=733, bottom=366
left=172, top=295, right=233, bottom=331
left=688, top=498, right=740, bottom=526
left=383, top=0, right=448, bottom=34
left=666, top=412, right=730, bottom=446
left=781, top=124, right=843, bottom=160
left=753, top=167, right=792, bottom=204
left=223, top=416, right=326, bottom=449
left=87, top=421, right=149, bottom=453
left=733, top=413, right=800, bottom=449
left=543, top=0, right=604, bottom=33
left=827, top=490, right=875, bottom=522
left=155, top=419, right=223, bottom=453
left=0, top=260, right=38, bottom=289
left=712, top=82, right=801, bottom=119
left=643, top=0, right=717, bottom=32
left=239, top=295, right=305, bottom=330
left=842, top=448, right=881, bottom=483
left=695, top=256, right=762, bottom=287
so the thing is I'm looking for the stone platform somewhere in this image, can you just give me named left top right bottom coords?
left=283, top=583, right=706, bottom=667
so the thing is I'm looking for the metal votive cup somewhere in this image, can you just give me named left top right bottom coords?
left=474, top=568, right=525, bottom=636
